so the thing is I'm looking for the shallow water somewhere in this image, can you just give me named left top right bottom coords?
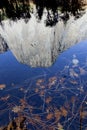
left=0, top=40, right=87, bottom=129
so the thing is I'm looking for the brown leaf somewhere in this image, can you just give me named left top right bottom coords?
left=60, top=107, right=68, bottom=117
left=54, top=109, right=61, bottom=120
left=46, top=113, right=53, bottom=120
left=80, top=111, right=87, bottom=119
left=36, top=79, right=44, bottom=86
left=2, top=116, right=26, bottom=130
left=34, top=115, right=41, bottom=120
left=57, top=123, right=64, bottom=130
left=0, top=95, right=10, bottom=101
left=71, top=96, right=76, bottom=103
left=35, top=88, right=39, bottom=93
left=20, top=99, right=27, bottom=106
left=0, top=84, right=6, bottom=90
left=79, top=67, right=86, bottom=75
left=49, top=76, right=57, bottom=85
left=12, top=106, right=22, bottom=113
left=70, top=80, right=78, bottom=85
left=39, top=90, right=45, bottom=96
left=70, top=69, right=78, bottom=78
left=46, top=97, right=52, bottom=104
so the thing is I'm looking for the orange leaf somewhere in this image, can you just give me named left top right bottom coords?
left=55, top=110, right=61, bottom=120
left=60, top=107, right=68, bottom=117
left=0, top=84, right=6, bottom=90
left=49, top=76, right=57, bottom=85
left=80, top=111, right=87, bottom=119
left=20, top=99, right=27, bottom=106
left=46, top=113, right=53, bottom=120
left=71, top=96, right=76, bottom=103
left=46, top=97, right=52, bottom=104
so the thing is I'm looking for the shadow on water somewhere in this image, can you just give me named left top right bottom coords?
left=0, top=40, right=87, bottom=129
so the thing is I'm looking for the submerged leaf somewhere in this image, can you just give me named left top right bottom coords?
left=71, top=96, right=76, bottom=103
left=0, top=84, right=6, bottom=90
left=57, top=123, right=64, bottom=130
left=49, top=76, right=57, bottom=85
left=70, top=80, right=78, bottom=85
left=81, top=111, right=87, bottom=119
left=69, top=69, right=78, bottom=77
left=46, top=97, right=52, bottom=104
left=35, top=88, right=39, bottom=93
left=20, top=99, right=27, bottom=106
left=46, top=113, right=53, bottom=120
left=60, top=107, right=68, bottom=117
left=36, top=79, right=44, bottom=86
left=39, top=90, right=45, bottom=96
left=54, top=109, right=61, bottom=120
left=0, top=95, right=10, bottom=101
left=79, top=67, right=86, bottom=75
left=12, top=106, right=21, bottom=113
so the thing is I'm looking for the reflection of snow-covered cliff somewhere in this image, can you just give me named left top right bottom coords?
left=0, top=35, right=8, bottom=53
left=0, top=10, right=87, bottom=67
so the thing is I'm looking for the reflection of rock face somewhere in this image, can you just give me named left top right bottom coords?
left=0, top=10, right=87, bottom=67
left=0, top=35, right=8, bottom=53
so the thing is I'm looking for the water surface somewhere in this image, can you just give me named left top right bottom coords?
left=0, top=40, right=87, bottom=130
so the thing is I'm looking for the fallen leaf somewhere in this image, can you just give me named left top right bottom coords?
left=80, top=111, right=87, bottom=119
left=36, top=79, right=44, bottom=86
left=35, top=88, right=39, bottom=93
left=20, top=99, right=27, bottom=106
left=34, top=115, right=41, bottom=120
left=39, top=90, right=45, bottom=96
left=54, top=109, right=61, bottom=120
left=12, top=106, right=21, bottom=113
left=46, top=113, right=53, bottom=120
left=57, top=123, right=64, bottom=130
left=71, top=96, right=76, bottom=103
left=69, top=69, right=78, bottom=78
left=49, top=77, right=57, bottom=85
left=60, top=107, right=68, bottom=117
left=0, top=84, right=6, bottom=90
left=0, top=95, right=10, bottom=101
left=79, top=67, right=86, bottom=75
left=46, top=97, right=52, bottom=104
left=70, top=80, right=78, bottom=85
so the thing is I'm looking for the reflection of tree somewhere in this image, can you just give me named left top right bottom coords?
left=0, top=0, right=86, bottom=25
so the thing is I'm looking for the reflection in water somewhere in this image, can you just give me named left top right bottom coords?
left=0, top=0, right=86, bottom=25
left=0, top=10, right=87, bottom=67
left=0, top=35, right=8, bottom=53
left=0, top=41, right=87, bottom=130
left=0, top=1, right=87, bottom=129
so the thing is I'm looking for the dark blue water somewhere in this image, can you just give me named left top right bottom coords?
left=0, top=40, right=87, bottom=130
